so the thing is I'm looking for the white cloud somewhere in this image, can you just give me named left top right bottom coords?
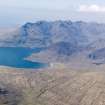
left=78, top=4, right=105, bottom=12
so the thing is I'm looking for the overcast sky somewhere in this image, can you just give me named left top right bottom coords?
left=0, top=0, right=105, bottom=27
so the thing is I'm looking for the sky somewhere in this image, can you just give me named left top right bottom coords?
left=0, top=0, right=105, bottom=27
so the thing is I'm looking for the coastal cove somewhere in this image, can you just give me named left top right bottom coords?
left=0, top=47, right=46, bottom=69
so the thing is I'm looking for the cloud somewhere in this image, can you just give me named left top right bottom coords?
left=78, top=4, right=105, bottom=12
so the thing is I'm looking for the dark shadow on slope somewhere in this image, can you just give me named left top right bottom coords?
left=0, top=83, right=23, bottom=105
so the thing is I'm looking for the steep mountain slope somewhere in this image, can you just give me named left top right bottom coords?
left=28, top=41, right=79, bottom=63
left=1, top=67, right=105, bottom=105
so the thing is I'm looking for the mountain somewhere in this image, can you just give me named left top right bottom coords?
left=16, top=21, right=105, bottom=48
left=1, top=21, right=105, bottom=105
left=1, top=21, right=105, bottom=48
left=1, top=20, right=105, bottom=65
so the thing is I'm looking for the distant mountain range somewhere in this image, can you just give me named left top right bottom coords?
left=1, top=20, right=105, bottom=65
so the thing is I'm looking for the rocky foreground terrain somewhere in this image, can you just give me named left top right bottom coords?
left=0, top=67, right=105, bottom=105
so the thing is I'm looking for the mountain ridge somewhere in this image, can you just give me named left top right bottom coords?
left=1, top=20, right=105, bottom=47
left=0, top=20, right=105, bottom=65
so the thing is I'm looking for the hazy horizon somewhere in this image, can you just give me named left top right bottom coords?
left=1, top=0, right=105, bottom=27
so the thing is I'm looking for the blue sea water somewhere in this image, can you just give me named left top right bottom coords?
left=0, top=47, right=46, bottom=69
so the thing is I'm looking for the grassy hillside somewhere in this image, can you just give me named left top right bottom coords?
left=0, top=67, right=105, bottom=105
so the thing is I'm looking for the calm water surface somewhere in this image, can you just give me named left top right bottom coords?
left=0, top=47, right=46, bottom=69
